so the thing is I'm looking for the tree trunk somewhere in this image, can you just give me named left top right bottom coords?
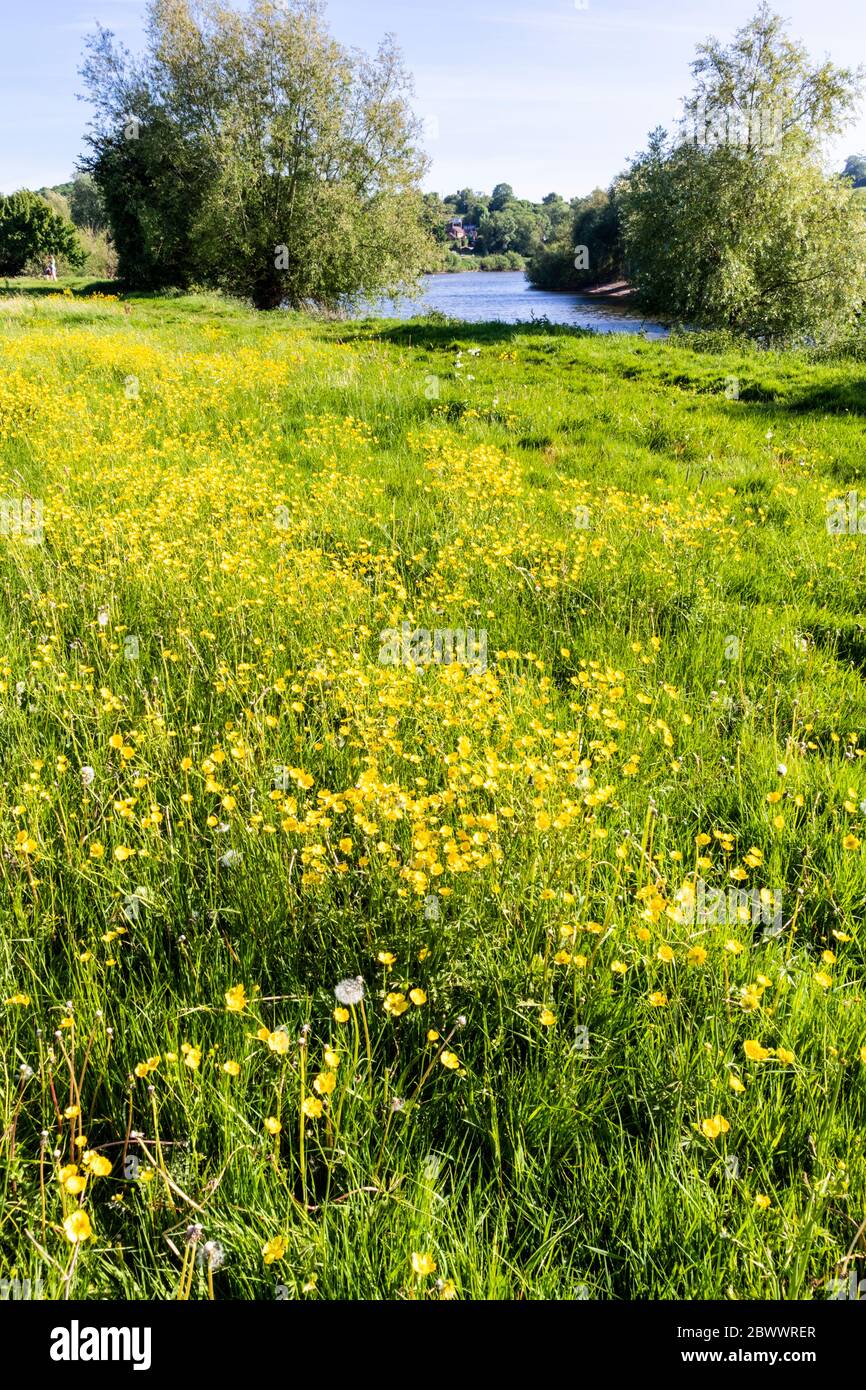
left=252, top=277, right=284, bottom=310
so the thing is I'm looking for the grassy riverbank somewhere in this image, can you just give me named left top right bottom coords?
left=1, top=287, right=865, bottom=1300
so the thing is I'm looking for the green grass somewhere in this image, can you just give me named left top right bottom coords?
left=0, top=287, right=864, bottom=1301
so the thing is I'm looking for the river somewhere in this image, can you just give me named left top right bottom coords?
left=357, top=270, right=668, bottom=337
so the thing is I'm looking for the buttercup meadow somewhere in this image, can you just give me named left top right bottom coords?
left=0, top=285, right=865, bottom=1300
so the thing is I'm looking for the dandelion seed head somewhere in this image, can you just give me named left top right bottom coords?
left=198, top=1239, right=225, bottom=1270
left=334, top=976, right=365, bottom=1006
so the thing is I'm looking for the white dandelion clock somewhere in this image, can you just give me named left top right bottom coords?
left=334, top=976, right=365, bottom=1006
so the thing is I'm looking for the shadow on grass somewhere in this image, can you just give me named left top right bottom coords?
left=0, top=278, right=124, bottom=298
left=336, top=314, right=600, bottom=349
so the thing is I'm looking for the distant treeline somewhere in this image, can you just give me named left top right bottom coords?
left=429, top=148, right=866, bottom=293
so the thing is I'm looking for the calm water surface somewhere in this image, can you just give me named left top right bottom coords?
left=358, top=270, right=668, bottom=337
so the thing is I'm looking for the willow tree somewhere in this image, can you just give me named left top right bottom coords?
left=620, top=5, right=866, bottom=341
left=81, top=0, right=430, bottom=308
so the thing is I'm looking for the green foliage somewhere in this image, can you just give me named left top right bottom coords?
left=69, top=174, right=109, bottom=232
left=622, top=131, right=866, bottom=343
left=527, top=185, right=625, bottom=290
left=620, top=7, right=866, bottom=342
left=75, top=226, right=118, bottom=278
left=438, top=251, right=526, bottom=272
left=683, top=2, right=861, bottom=159
left=439, top=186, right=574, bottom=263
left=0, top=191, right=86, bottom=276
left=38, top=188, right=71, bottom=222
left=81, top=0, right=431, bottom=310
left=490, top=182, right=514, bottom=211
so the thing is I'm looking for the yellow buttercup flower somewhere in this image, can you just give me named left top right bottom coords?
left=262, top=1235, right=287, bottom=1265
left=63, top=1210, right=93, bottom=1243
left=224, top=983, right=247, bottom=1013
left=83, top=1152, right=112, bottom=1177
left=411, top=1251, right=436, bottom=1276
left=698, top=1114, right=730, bottom=1140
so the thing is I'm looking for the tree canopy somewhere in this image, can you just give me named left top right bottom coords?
left=0, top=190, right=86, bottom=276
left=620, top=5, right=866, bottom=341
left=439, top=184, right=574, bottom=259
left=80, top=0, right=430, bottom=308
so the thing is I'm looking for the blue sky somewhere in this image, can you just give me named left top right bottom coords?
left=2, top=1, right=865, bottom=199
